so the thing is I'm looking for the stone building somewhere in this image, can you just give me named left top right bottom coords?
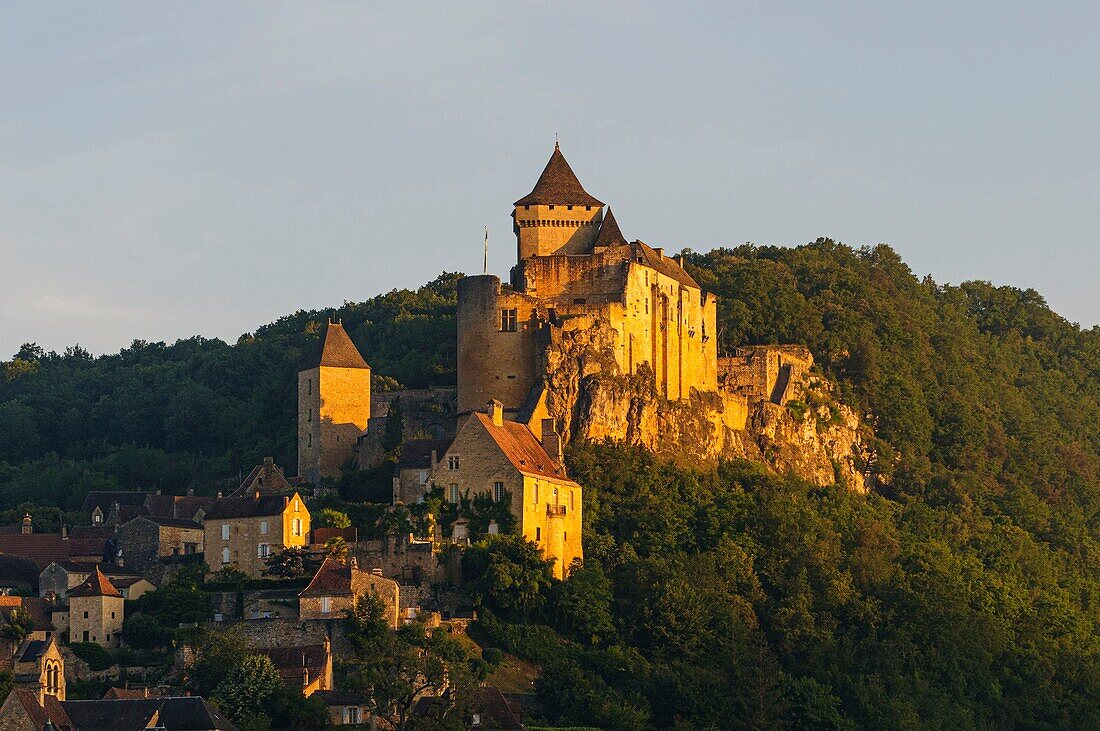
left=229, top=456, right=299, bottom=497
left=299, top=556, right=400, bottom=629
left=38, top=561, right=144, bottom=602
left=116, top=516, right=203, bottom=575
left=298, top=320, right=372, bottom=483
left=68, top=566, right=124, bottom=648
left=203, top=492, right=310, bottom=577
left=392, top=437, right=452, bottom=505
left=457, top=144, right=718, bottom=420
left=11, top=636, right=65, bottom=705
left=255, top=639, right=333, bottom=697
left=435, top=400, right=582, bottom=579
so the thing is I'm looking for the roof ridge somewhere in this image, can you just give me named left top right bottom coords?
left=300, top=321, right=370, bottom=371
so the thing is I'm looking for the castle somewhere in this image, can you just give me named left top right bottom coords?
left=457, top=143, right=719, bottom=420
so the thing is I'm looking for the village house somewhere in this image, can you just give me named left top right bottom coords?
left=203, top=492, right=310, bottom=577
left=68, top=567, right=124, bottom=649
left=310, top=690, right=370, bottom=727
left=299, top=556, right=400, bottom=628
left=254, top=638, right=333, bottom=697
left=11, top=636, right=65, bottom=704
left=228, top=456, right=301, bottom=498
left=392, top=437, right=452, bottom=505
left=82, top=490, right=217, bottom=527
left=435, top=400, right=582, bottom=579
left=38, top=561, right=147, bottom=602
left=0, top=692, right=237, bottom=731
left=115, top=515, right=203, bottom=575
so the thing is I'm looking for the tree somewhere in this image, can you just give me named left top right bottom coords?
left=0, top=608, right=34, bottom=644
left=382, top=396, right=405, bottom=453
left=462, top=535, right=555, bottom=619
left=554, top=559, right=616, bottom=646
left=263, top=546, right=321, bottom=578
left=214, top=654, right=282, bottom=723
left=317, top=507, right=351, bottom=529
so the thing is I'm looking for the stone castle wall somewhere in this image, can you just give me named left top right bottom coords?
left=514, top=203, right=603, bottom=258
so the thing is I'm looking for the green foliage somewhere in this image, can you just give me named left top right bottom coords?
left=0, top=608, right=33, bottom=643
left=262, top=546, right=321, bottom=578
left=213, top=654, right=282, bottom=723
left=69, top=642, right=115, bottom=671
left=316, top=507, right=351, bottom=529
left=381, top=396, right=405, bottom=453
left=462, top=535, right=555, bottom=619
left=482, top=647, right=503, bottom=667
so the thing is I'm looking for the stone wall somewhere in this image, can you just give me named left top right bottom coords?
left=357, top=389, right=456, bottom=468
left=299, top=365, right=371, bottom=482
left=514, top=202, right=603, bottom=259
left=69, top=594, right=123, bottom=648
left=117, top=519, right=202, bottom=576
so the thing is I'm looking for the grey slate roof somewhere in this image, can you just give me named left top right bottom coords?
left=514, top=144, right=604, bottom=207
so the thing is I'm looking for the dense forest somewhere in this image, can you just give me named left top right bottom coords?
left=2, top=240, right=1099, bottom=727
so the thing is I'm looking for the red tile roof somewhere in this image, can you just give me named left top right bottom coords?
left=472, top=413, right=576, bottom=483
left=299, top=557, right=353, bottom=597
left=68, top=566, right=122, bottom=599
left=514, top=145, right=604, bottom=208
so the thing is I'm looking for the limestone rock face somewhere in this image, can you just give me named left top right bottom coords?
left=533, top=319, right=871, bottom=492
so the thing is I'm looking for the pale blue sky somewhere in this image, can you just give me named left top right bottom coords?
left=2, top=2, right=1097, bottom=356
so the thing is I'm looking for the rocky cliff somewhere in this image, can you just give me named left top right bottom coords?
left=529, top=320, right=871, bottom=492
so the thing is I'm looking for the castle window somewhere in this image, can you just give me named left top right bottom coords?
left=567, top=205, right=573, bottom=210
left=536, top=527, right=541, bottom=542
left=448, top=455, right=460, bottom=471
left=493, top=482, right=505, bottom=502
left=524, top=205, right=530, bottom=210
left=549, top=205, right=555, bottom=210
left=500, top=309, right=518, bottom=332
left=308, top=379, right=312, bottom=395
left=308, top=408, right=312, bottom=423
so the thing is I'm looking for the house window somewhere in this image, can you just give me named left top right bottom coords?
left=308, top=379, right=312, bottom=395
left=294, top=499, right=301, bottom=512
left=221, top=524, right=230, bottom=540
left=493, top=482, right=505, bottom=502
left=448, top=484, right=459, bottom=503
left=534, top=483, right=539, bottom=503
left=418, top=469, right=428, bottom=485
left=260, top=520, right=269, bottom=535
left=111, top=612, right=115, bottom=619
left=500, top=309, right=518, bottom=332
left=472, top=712, right=482, bottom=726
left=222, top=547, right=230, bottom=564
left=83, top=631, right=89, bottom=642
left=308, top=408, right=312, bottom=423
left=258, top=544, right=271, bottom=558
left=536, top=527, right=541, bottom=542
left=92, top=510, right=102, bottom=525
left=292, top=519, right=303, bottom=537
left=343, top=708, right=362, bottom=724
left=308, top=433, right=312, bottom=447
left=184, top=543, right=197, bottom=555
left=83, top=612, right=88, bottom=619
left=321, top=597, right=331, bottom=614
left=448, top=455, right=460, bottom=471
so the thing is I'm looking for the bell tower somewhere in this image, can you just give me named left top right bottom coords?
left=512, top=143, right=604, bottom=262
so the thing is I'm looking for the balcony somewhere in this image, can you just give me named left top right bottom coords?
left=546, top=504, right=567, bottom=517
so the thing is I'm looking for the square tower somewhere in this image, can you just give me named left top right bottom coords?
left=68, top=567, right=124, bottom=648
left=298, top=321, right=372, bottom=483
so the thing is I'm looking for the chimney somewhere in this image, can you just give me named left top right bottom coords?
left=655, top=247, right=664, bottom=259
left=541, top=419, right=563, bottom=466
left=216, top=491, right=223, bottom=499
left=677, top=254, right=684, bottom=267
left=186, top=487, right=194, bottom=497
left=254, top=489, right=261, bottom=500
left=20, top=514, right=31, bottom=535
left=486, top=399, right=504, bottom=427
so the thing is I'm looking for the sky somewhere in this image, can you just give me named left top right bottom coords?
left=2, top=2, right=1098, bottom=357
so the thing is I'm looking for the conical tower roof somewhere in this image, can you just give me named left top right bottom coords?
left=594, top=208, right=627, bottom=247
left=69, top=566, right=122, bottom=598
left=300, top=321, right=370, bottom=371
left=514, top=144, right=604, bottom=208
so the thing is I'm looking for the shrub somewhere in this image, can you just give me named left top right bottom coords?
left=482, top=647, right=503, bottom=667
left=69, top=642, right=115, bottom=671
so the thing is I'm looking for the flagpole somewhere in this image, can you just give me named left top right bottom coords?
left=483, top=227, right=488, bottom=274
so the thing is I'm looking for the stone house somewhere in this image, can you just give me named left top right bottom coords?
left=203, top=492, right=310, bottom=577
left=299, top=557, right=400, bottom=629
left=435, top=400, right=583, bottom=579
left=0, top=687, right=71, bottom=730
left=38, top=561, right=145, bottom=602
left=228, top=457, right=300, bottom=498
left=392, top=437, right=452, bottom=505
left=310, top=690, right=370, bottom=727
left=68, top=567, right=124, bottom=648
left=255, top=639, right=333, bottom=697
left=116, top=515, right=203, bottom=575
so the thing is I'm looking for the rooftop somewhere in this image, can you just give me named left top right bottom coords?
left=299, top=320, right=370, bottom=371
left=514, top=144, right=604, bottom=208
left=471, top=412, right=576, bottom=483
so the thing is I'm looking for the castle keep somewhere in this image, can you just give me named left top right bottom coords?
left=458, top=144, right=718, bottom=420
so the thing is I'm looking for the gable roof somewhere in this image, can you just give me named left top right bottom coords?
left=469, top=413, right=576, bottom=483
left=594, top=207, right=627, bottom=248
left=299, top=556, right=352, bottom=597
left=81, top=491, right=150, bottom=516
left=5, top=688, right=73, bottom=731
left=68, top=566, right=122, bottom=599
left=127, top=515, right=203, bottom=530
left=204, top=493, right=297, bottom=520
left=473, top=685, right=524, bottom=730
left=514, top=144, right=604, bottom=208
left=254, top=645, right=329, bottom=685
left=631, top=240, right=700, bottom=289
left=229, top=459, right=296, bottom=498
left=62, top=696, right=236, bottom=731
left=396, top=438, right=453, bottom=470
left=300, top=321, right=370, bottom=371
